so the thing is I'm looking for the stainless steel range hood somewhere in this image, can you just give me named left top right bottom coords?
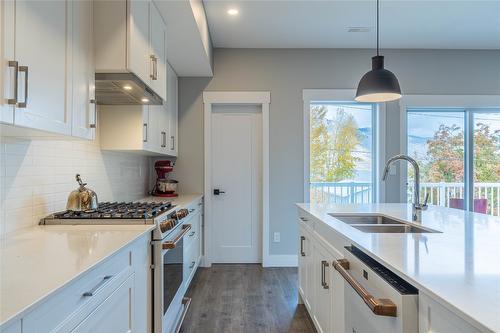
left=95, top=73, right=163, bottom=105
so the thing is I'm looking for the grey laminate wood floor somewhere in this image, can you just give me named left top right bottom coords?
left=180, top=264, right=316, bottom=333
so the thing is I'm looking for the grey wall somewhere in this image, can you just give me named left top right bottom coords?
left=173, top=48, right=500, bottom=255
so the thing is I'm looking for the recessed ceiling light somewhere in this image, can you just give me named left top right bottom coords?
left=141, top=98, right=149, bottom=103
left=123, top=85, right=132, bottom=90
left=227, top=8, right=239, bottom=16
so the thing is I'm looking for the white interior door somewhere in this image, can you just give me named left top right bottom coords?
left=211, top=105, right=262, bottom=263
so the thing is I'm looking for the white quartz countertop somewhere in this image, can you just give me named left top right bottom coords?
left=0, top=224, right=154, bottom=326
left=296, top=203, right=500, bottom=333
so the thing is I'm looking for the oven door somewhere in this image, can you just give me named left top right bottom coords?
left=154, top=224, right=192, bottom=333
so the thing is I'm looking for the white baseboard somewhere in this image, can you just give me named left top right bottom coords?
left=263, top=254, right=298, bottom=267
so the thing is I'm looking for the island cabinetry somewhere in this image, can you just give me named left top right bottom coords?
left=419, top=292, right=483, bottom=333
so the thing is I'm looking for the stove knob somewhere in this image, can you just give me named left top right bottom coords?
left=160, top=219, right=174, bottom=233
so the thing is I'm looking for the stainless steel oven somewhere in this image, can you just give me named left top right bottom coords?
left=153, top=221, right=192, bottom=333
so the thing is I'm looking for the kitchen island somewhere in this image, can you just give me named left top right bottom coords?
left=296, top=203, right=500, bottom=333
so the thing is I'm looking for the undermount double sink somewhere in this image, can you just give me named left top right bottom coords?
left=328, top=214, right=440, bottom=233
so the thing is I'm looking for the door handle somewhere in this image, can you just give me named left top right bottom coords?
left=17, top=66, right=28, bottom=108
left=7, top=61, right=18, bottom=105
left=213, top=189, right=226, bottom=196
left=334, top=259, right=397, bottom=317
left=321, top=260, right=329, bottom=289
left=300, top=236, right=306, bottom=256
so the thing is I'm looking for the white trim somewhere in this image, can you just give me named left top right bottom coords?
left=399, top=94, right=500, bottom=203
left=302, top=89, right=385, bottom=203
left=264, top=255, right=298, bottom=267
left=203, top=91, right=271, bottom=267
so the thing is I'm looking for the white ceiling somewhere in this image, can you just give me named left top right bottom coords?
left=203, top=0, right=500, bottom=49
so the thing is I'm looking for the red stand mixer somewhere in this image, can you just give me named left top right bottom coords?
left=152, top=160, right=179, bottom=197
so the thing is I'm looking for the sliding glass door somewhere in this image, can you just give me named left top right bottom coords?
left=406, top=108, right=500, bottom=216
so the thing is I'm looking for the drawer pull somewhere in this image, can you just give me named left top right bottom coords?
left=189, top=208, right=195, bottom=213
left=83, top=275, right=113, bottom=297
left=334, top=259, right=397, bottom=317
left=189, top=231, right=195, bottom=237
left=189, top=261, right=195, bottom=269
left=321, top=260, right=329, bottom=289
left=300, top=217, right=308, bottom=222
left=300, top=236, right=306, bottom=256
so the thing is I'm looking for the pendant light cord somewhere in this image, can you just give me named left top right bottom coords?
left=376, top=0, right=379, bottom=56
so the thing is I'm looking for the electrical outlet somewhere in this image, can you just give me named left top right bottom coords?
left=273, top=232, right=280, bottom=243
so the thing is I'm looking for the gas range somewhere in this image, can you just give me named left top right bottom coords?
left=41, top=201, right=190, bottom=240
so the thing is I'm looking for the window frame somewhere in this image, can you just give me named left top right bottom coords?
left=400, top=95, right=500, bottom=210
left=303, top=89, right=386, bottom=204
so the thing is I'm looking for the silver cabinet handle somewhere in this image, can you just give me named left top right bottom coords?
left=170, top=135, right=175, bottom=150
left=321, top=260, right=329, bottom=289
left=300, top=236, right=306, bottom=256
left=300, top=217, right=308, bottom=222
left=143, top=123, right=148, bottom=142
left=150, top=55, right=155, bottom=80
left=17, top=66, right=28, bottom=108
left=189, top=209, right=195, bottom=213
left=189, top=261, right=195, bottom=269
left=7, top=61, right=18, bottom=105
left=89, top=99, right=97, bottom=128
left=161, top=131, right=166, bottom=147
left=154, top=56, right=158, bottom=80
left=83, top=275, right=113, bottom=296
left=189, top=231, right=195, bottom=237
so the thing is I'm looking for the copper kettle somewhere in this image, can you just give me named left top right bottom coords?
left=66, top=174, right=99, bottom=211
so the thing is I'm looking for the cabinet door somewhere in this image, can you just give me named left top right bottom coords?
left=14, top=0, right=71, bottom=135
left=166, top=63, right=178, bottom=156
left=298, top=223, right=313, bottom=311
left=1, top=0, right=15, bottom=124
left=128, top=0, right=150, bottom=85
left=71, top=0, right=95, bottom=140
left=313, top=243, right=333, bottom=333
left=71, top=274, right=135, bottom=333
left=149, top=2, right=166, bottom=100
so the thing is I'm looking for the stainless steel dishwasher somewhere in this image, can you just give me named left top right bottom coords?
left=334, top=245, right=419, bottom=333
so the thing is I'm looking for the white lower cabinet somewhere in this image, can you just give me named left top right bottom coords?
left=312, top=242, right=334, bottom=333
left=17, top=233, right=151, bottom=333
left=298, top=222, right=313, bottom=311
left=183, top=199, right=203, bottom=291
left=419, top=292, right=482, bottom=333
left=71, top=274, right=135, bottom=333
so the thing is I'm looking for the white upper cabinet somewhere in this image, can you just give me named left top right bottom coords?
left=71, top=0, right=96, bottom=140
left=149, top=3, right=167, bottom=99
left=1, top=0, right=95, bottom=139
left=94, top=0, right=167, bottom=101
left=166, top=62, right=178, bottom=156
left=10, top=0, right=72, bottom=135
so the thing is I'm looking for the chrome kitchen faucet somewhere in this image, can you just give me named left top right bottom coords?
left=382, top=154, right=429, bottom=222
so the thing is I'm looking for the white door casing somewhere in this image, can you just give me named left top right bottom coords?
left=203, top=91, right=270, bottom=267
left=211, top=108, right=262, bottom=263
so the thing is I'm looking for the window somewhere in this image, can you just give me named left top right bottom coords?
left=405, top=102, right=500, bottom=217
left=307, top=100, right=377, bottom=204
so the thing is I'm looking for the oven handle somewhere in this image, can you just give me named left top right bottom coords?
left=333, top=259, right=397, bottom=317
left=162, top=224, right=192, bottom=250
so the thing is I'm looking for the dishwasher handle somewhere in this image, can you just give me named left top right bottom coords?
left=334, top=259, right=397, bottom=317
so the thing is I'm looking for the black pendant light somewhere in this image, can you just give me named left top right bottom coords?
left=355, top=0, right=401, bottom=102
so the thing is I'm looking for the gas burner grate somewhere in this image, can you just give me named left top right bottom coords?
left=53, top=201, right=173, bottom=219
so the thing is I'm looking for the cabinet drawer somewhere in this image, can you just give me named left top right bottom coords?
left=23, top=247, right=133, bottom=333
left=71, top=273, right=135, bottom=333
left=184, top=234, right=200, bottom=287
left=184, top=215, right=200, bottom=250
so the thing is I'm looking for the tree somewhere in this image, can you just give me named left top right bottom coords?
left=310, top=105, right=363, bottom=182
left=421, top=123, right=500, bottom=182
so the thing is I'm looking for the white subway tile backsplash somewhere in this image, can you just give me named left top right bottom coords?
left=0, top=134, right=150, bottom=236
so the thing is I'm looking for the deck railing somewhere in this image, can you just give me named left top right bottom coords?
left=310, top=181, right=500, bottom=216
